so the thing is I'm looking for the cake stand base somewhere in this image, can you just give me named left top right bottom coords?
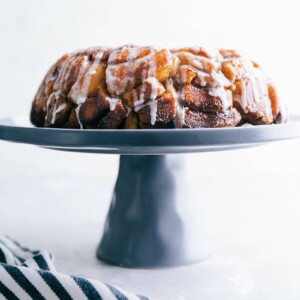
left=97, top=155, right=211, bottom=268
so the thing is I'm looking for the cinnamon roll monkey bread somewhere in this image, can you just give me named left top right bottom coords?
left=30, top=45, right=286, bottom=129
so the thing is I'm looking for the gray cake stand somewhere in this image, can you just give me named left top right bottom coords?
left=1, top=115, right=300, bottom=268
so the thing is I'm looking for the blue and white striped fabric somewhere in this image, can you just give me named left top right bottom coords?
left=0, top=236, right=149, bottom=300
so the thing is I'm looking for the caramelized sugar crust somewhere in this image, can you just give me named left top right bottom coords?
left=30, top=45, right=285, bottom=129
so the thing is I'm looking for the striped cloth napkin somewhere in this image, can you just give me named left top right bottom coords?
left=0, top=236, right=149, bottom=300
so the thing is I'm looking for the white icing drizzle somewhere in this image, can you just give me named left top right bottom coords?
left=133, top=87, right=145, bottom=108
left=126, top=46, right=141, bottom=61
left=54, top=54, right=80, bottom=93
left=125, top=105, right=132, bottom=117
left=75, top=105, right=83, bottom=129
left=69, top=50, right=104, bottom=105
left=134, top=100, right=158, bottom=125
left=211, top=70, right=231, bottom=87
left=174, top=48, right=274, bottom=115
left=45, top=93, right=58, bottom=121
left=183, top=47, right=220, bottom=60
left=148, top=57, right=158, bottom=77
left=46, top=94, right=53, bottom=114
left=208, top=71, right=232, bottom=109
left=196, top=70, right=210, bottom=87
left=51, top=103, right=67, bottom=125
left=254, top=70, right=272, bottom=118
left=200, top=47, right=219, bottom=59
left=240, top=79, right=248, bottom=112
left=148, top=100, right=158, bottom=125
left=105, top=46, right=174, bottom=96
left=186, top=53, right=204, bottom=70
left=145, top=77, right=159, bottom=100
left=49, top=53, right=87, bottom=127
left=179, top=67, right=187, bottom=84
left=241, top=123, right=253, bottom=127
left=108, top=98, right=119, bottom=111
left=167, top=80, right=185, bottom=128
left=133, top=77, right=161, bottom=125
left=209, top=87, right=232, bottom=109
left=62, top=48, right=106, bottom=129
left=225, top=53, right=271, bottom=117
left=106, top=68, right=135, bottom=96
left=174, top=50, right=232, bottom=109
left=185, top=51, right=219, bottom=71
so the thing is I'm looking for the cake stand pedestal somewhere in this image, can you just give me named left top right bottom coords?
left=1, top=116, right=300, bottom=268
left=98, top=155, right=210, bottom=267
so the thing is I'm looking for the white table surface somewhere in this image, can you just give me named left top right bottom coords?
left=1, top=139, right=300, bottom=300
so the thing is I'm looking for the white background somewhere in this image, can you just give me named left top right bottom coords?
left=1, top=1, right=300, bottom=299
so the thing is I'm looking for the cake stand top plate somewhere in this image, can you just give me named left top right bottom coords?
left=1, top=115, right=300, bottom=154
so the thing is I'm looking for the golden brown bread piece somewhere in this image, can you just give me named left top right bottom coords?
left=184, top=108, right=241, bottom=128
left=180, top=84, right=223, bottom=113
left=30, top=45, right=286, bottom=129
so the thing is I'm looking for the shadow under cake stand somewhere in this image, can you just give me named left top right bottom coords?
left=1, top=116, right=300, bottom=268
